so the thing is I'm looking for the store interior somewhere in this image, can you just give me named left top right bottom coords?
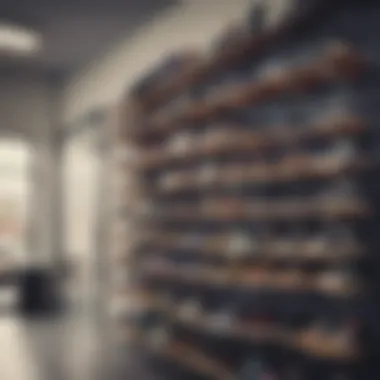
left=0, top=0, right=379, bottom=379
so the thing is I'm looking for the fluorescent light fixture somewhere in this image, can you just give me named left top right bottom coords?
left=0, top=22, right=42, bottom=55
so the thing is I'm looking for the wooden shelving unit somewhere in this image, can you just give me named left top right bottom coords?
left=117, top=1, right=378, bottom=379
left=139, top=116, right=367, bottom=170
left=134, top=44, right=364, bottom=140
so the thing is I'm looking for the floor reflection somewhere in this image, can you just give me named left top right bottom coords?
left=0, top=310, right=110, bottom=380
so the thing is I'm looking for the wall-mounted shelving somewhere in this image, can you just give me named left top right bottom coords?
left=118, top=1, right=380, bottom=379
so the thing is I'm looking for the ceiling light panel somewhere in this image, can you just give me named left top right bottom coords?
left=0, top=22, right=42, bottom=55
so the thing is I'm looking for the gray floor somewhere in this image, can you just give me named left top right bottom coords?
left=0, top=283, right=168, bottom=380
left=0, top=313, right=105, bottom=380
left=0, top=311, right=164, bottom=380
left=0, top=288, right=125, bottom=380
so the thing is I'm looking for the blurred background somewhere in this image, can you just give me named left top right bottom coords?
left=0, top=0, right=378, bottom=380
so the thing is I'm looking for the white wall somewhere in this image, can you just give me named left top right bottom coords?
left=0, top=73, right=60, bottom=264
left=62, top=128, right=100, bottom=305
left=0, top=139, right=31, bottom=263
left=0, top=74, right=56, bottom=141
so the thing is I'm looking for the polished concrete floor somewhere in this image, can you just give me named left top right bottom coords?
left=0, top=287, right=161, bottom=380
left=0, top=313, right=106, bottom=380
left=0, top=313, right=165, bottom=380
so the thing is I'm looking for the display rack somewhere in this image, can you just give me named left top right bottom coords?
left=118, top=1, right=380, bottom=379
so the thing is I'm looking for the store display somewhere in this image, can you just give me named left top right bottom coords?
left=118, top=1, right=380, bottom=379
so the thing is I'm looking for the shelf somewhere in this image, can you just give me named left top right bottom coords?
left=152, top=197, right=369, bottom=223
left=139, top=117, right=367, bottom=171
left=142, top=265, right=360, bottom=298
left=139, top=238, right=364, bottom=264
left=172, top=315, right=287, bottom=345
left=134, top=44, right=364, bottom=140
left=170, top=316, right=359, bottom=362
left=125, top=304, right=359, bottom=363
left=163, top=343, right=236, bottom=380
left=135, top=334, right=236, bottom=380
left=154, top=158, right=371, bottom=196
left=294, top=332, right=360, bottom=362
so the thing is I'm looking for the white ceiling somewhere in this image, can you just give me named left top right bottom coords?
left=0, top=0, right=176, bottom=75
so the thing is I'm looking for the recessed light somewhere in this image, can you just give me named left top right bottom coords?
left=0, top=22, right=42, bottom=56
